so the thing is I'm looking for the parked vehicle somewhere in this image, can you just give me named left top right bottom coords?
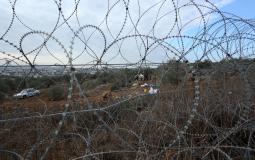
left=13, top=88, right=40, bottom=99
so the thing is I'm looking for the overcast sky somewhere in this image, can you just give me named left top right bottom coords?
left=1, top=0, right=250, bottom=65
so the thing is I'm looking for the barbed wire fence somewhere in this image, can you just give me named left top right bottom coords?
left=0, top=0, right=255, bottom=159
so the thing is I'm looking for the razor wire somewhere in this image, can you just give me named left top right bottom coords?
left=0, top=0, right=255, bottom=159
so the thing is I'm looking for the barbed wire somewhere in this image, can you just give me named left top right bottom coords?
left=0, top=0, right=255, bottom=159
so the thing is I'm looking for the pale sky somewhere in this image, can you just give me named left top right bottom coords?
left=1, top=0, right=253, bottom=65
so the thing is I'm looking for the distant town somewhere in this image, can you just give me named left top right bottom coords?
left=0, top=63, right=165, bottom=77
left=0, top=65, right=97, bottom=77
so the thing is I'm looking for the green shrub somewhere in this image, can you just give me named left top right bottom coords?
left=0, top=92, right=5, bottom=102
left=110, top=71, right=131, bottom=91
left=82, top=79, right=99, bottom=90
left=160, top=63, right=186, bottom=85
left=97, top=71, right=115, bottom=84
left=80, top=69, right=146, bottom=91
left=48, top=86, right=65, bottom=101
left=0, top=79, right=10, bottom=93
left=111, top=81, right=122, bottom=91
left=197, top=60, right=212, bottom=69
left=162, top=70, right=179, bottom=84
left=110, top=84, right=119, bottom=91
